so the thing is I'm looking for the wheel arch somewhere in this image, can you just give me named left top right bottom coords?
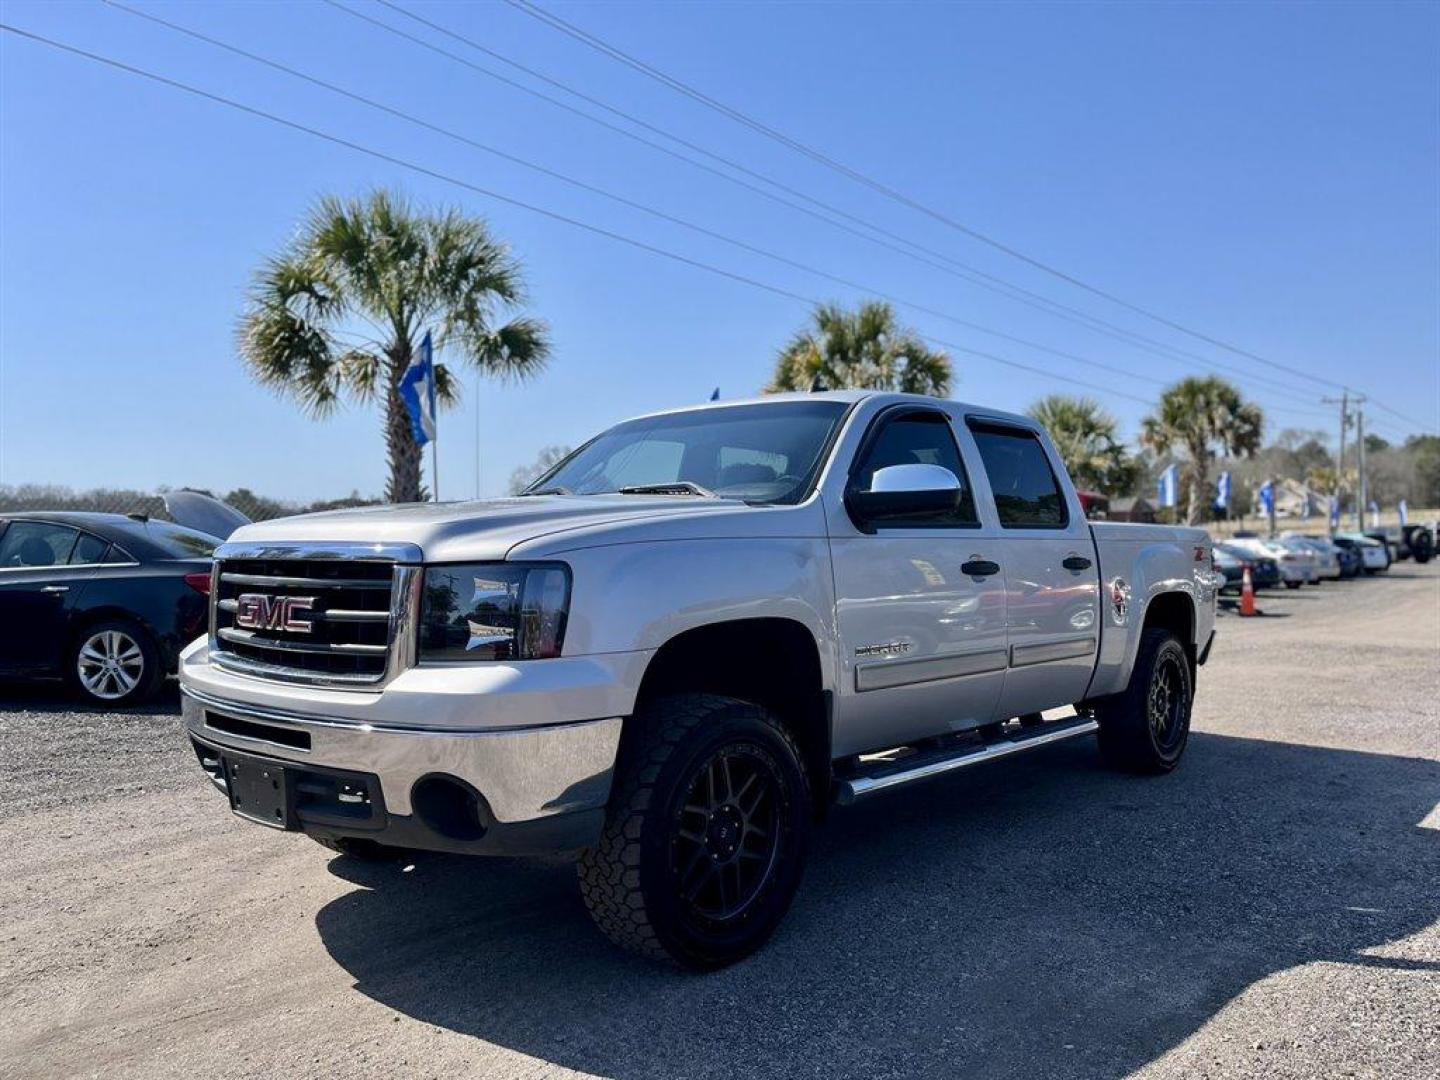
left=1139, top=590, right=1199, bottom=679
left=629, top=617, right=832, bottom=817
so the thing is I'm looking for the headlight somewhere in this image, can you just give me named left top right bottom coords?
left=419, top=563, right=571, bottom=661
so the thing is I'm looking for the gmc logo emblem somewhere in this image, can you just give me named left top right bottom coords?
left=234, top=593, right=316, bottom=634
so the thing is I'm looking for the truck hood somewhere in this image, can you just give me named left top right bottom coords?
left=224, top=494, right=745, bottom=562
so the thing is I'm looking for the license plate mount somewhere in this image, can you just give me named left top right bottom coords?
left=224, top=753, right=294, bottom=830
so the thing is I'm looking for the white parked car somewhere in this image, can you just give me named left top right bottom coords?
left=1278, top=534, right=1341, bottom=581
left=1334, top=532, right=1390, bottom=573
left=1226, top=536, right=1314, bottom=589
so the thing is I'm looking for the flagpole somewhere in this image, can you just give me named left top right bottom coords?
left=432, top=436, right=439, bottom=503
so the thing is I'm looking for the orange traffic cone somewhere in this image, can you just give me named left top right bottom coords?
left=1240, top=566, right=1256, bottom=617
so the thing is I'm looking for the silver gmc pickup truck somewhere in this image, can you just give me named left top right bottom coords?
left=181, top=391, right=1217, bottom=968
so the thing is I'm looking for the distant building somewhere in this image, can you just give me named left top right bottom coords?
left=1109, top=496, right=1157, bottom=523
left=1076, top=490, right=1109, bottom=519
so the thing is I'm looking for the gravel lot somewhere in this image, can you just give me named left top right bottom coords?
left=2, top=566, right=1436, bottom=1079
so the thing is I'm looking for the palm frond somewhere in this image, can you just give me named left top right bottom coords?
left=767, top=301, right=952, bottom=396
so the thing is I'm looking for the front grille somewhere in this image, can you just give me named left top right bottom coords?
left=211, top=555, right=398, bottom=686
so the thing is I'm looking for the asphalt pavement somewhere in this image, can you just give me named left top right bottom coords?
left=1, top=565, right=1436, bottom=1079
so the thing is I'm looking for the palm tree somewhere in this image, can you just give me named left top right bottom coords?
left=1026, top=395, right=1138, bottom=495
left=239, top=190, right=551, bottom=503
left=1141, top=377, right=1264, bottom=525
left=768, top=301, right=951, bottom=396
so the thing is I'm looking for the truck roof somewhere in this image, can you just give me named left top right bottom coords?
left=624, top=390, right=1037, bottom=429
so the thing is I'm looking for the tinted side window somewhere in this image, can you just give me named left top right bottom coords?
left=71, top=533, right=110, bottom=565
left=0, top=522, right=80, bottom=568
left=970, top=424, right=1068, bottom=528
left=852, top=412, right=978, bottom=527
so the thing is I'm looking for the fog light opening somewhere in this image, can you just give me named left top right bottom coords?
left=411, top=775, right=487, bottom=842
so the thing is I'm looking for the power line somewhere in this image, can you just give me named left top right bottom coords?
left=103, top=0, right=1341, bottom=425
left=502, top=0, right=1433, bottom=424
left=344, top=0, right=1333, bottom=410
left=0, top=22, right=1160, bottom=411
left=102, top=0, right=1286, bottom=411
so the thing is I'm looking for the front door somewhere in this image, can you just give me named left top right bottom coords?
left=964, top=420, right=1101, bottom=719
left=827, top=407, right=1009, bottom=756
left=0, top=520, right=92, bottom=675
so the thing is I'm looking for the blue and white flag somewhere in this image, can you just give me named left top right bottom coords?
left=1302, top=490, right=1314, bottom=520
left=399, top=331, right=437, bottom=447
left=1399, top=499, right=1408, bottom=526
left=1157, top=464, right=1179, bottom=508
left=1368, top=500, right=1379, bottom=528
left=1329, top=495, right=1340, bottom=529
left=1214, top=471, right=1232, bottom=510
left=1258, top=480, right=1275, bottom=518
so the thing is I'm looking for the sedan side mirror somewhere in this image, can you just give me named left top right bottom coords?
left=847, top=463, right=962, bottom=530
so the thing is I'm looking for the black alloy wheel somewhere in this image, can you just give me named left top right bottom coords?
left=670, top=744, right=784, bottom=925
left=1146, top=647, right=1189, bottom=758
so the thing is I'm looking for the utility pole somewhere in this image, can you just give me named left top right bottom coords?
left=1356, top=405, right=1368, bottom=530
left=1322, top=392, right=1358, bottom=533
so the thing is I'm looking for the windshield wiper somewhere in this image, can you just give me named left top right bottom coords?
left=522, top=485, right=572, bottom=496
left=617, top=482, right=718, bottom=498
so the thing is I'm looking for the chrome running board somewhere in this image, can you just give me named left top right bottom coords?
left=834, top=715, right=1099, bottom=805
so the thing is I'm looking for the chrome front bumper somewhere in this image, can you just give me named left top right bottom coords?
left=182, top=686, right=622, bottom=827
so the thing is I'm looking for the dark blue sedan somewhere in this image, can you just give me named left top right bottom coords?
left=0, top=512, right=218, bottom=706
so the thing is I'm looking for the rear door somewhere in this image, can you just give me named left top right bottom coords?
left=826, top=405, right=1009, bottom=755
left=963, top=420, right=1101, bottom=719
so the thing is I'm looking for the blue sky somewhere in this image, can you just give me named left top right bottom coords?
left=2, top=0, right=1436, bottom=502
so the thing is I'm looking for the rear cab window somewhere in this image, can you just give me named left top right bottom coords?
left=968, top=422, right=1069, bottom=529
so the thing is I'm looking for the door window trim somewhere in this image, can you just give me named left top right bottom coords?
left=0, top=524, right=139, bottom=572
left=845, top=405, right=980, bottom=531
left=965, top=417, right=1071, bottom=531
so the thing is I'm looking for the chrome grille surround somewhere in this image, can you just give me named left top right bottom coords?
left=209, top=541, right=423, bottom=690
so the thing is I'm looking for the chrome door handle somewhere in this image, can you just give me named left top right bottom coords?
left=41, top=584, right=69, bottom=593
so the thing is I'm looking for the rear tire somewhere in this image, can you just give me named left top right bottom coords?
left=578, top=694, right=811, bottom=969
left=1096, top=629, right=1192, bottom=774
left=1285, top=580, right=1303, bottom=590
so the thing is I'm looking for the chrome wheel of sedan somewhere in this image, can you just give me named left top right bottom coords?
left=76, top=629, right=146, bottom=700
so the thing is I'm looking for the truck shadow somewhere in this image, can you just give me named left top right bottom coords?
left=314, top=734, right=1439, bottom=1079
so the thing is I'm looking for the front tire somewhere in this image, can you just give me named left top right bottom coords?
left=69, top=619, right=163, bottom=708
left=1096, top=628, right=1192, bottom=774
left=578, top=694, right=811, bottom=969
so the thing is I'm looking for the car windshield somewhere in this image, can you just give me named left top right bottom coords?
left=529, top=401, right=851, bottom=505
left=115, top=519, right=220, bottom=558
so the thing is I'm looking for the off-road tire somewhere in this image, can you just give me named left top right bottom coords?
left=1095, top=628, right=1192, bottom=774
left=578, top=693, right=811, bottom=970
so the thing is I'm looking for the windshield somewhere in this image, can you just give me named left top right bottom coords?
left=530, top=401, right=850, bottom=504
